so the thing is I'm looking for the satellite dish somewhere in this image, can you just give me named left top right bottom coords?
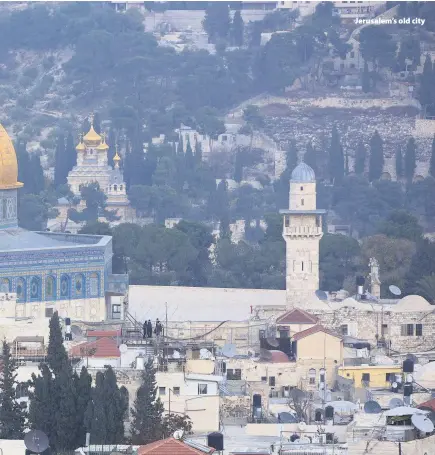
left=173, top=429, right=185, bottom=440
left=278, top=412, right=298, bottom=423
left=259, top=349, right=273, bottom=362
left=364, top=400, right=382, bottom=414
left=412, top=414, right=435, bottom=433
left=221, top=343, right=237, bottom=358
left=24, top=430, right=49, bottom=454
left=200, top=348, right=212, bottom=359
left=266, top=337, right=279, bottom=348
left=389, top=398, right=403, bottom=409
left=299, top=437, right=310, bottom=444
left=172, top=350, right=181, bottom=359
left=315, top=290, right=328, bottom=301
left=298, top=421, right=307, bottom=431
left=389, top=285, right=402, bottom=296
left=119, top=344, right=128, bottom=353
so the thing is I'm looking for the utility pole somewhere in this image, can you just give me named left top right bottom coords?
left=165, top=302, right=168, bottom=361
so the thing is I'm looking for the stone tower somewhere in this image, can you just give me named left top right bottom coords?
left=280, top=162, right=325, bottom=307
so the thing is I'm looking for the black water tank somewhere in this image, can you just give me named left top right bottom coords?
left=325, top=406, right=334, bottom=419
left=253, top=394, right=262, bottom=408
left=65, top=317, right=71, bottom=325
left=356, top=276, right=365, bottom=286
left=404, top=383, right=413, bottom=397
left=207, top=432, right=224, bottom=451
left=403, top=359, right=414, bottom=373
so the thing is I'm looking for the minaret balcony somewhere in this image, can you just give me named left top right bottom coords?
left=283, top=226, right=323, bottom=237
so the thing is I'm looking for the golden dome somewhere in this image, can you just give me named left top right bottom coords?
left=83, top=124, right=102, bottom=143
left=96, top=133, right=109, bottom=150
left=113, top=150, right=121, bottom=167
left=0, top=124, right=23, bottom=190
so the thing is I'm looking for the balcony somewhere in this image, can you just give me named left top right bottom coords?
left=283, top=226, right=323, bottom=237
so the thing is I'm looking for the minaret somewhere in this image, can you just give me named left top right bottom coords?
left=280, top=161, right=325, bottom=308
left=369, top=257, right=381, bottom=299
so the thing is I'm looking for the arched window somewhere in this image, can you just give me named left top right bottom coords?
left=89, top=273, right=99, bottom=297
left=45, top=276, right=56, bottom=300
left=0, top=278, right=10, bottom=293
left=301, top=198, right=304, bottom=206
left=114, top=184, right=117, bottom=191
left=60, top=275, right=70, bottom=298
left=120, top=185, right=123, bottom=191
left=16, top=278, right=26, bottom=302
left=300, top=186, right=303, bottom=191
left=74, top=274, right=85, bottom=297
left=301, top=261, right=304, bottom=271
left=30, top=277, right=41, bottom=300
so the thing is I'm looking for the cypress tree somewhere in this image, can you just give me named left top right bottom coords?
left=75, top=367, right=93, bottom=447
left=354, top=141, right=366, bottom=175
left=130, top=358, right=164, bottom=444
left=215, top=179, right=229, bottom=219
left=28, top=154, right=45, bottom=195
left=231, top=10, right=244, bottom=46
left=88, top=372, right=107, bottom=444
left=124, top=135, right=145, bottom=189
left=185, top=139, right=195, bottom=170
left=93, top=112, right=101, bottom=134
left=0, top=340, right=26, bottom=439
left=47, top=312, right=69, bottom=375
left=16, top=141, right=30, bottom=189
left=54, top=133, right=66, bottom=187
left=108, top=128, right=117, bottom=167
left=362, top=60, right=370, bottom=93
left=234, top=150, right=243, bottom=182
left=65, top=132, right=77, bottom=174
left=368, top=130, right=384, bottom=181
left=419, top=54, right=433, bottom=114
left=328, top=126, right=344, bottom=184
left=103, top=366, right=126, bottom=444
left=395, top=145, right=404, bottom=179
left=430, top=135, right=435, bottom=178
left=304, top=142, right=317, bottom=175
left=404, top=137, right=417, bottom=183
left=219, top=212, right=231, bottom=240
left=82, top=117, right=91, bottom=134
left=285, top=140, right=298, bottom=173
left=194, top=140, right=202, bottom=165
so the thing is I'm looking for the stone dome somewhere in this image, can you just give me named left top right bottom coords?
left=0, top=124, right=23, bottom=190
left=291, top=162, right=316, bottom=182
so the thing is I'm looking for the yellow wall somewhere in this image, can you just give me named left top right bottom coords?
left=297, top=332, right=343, bottom=363
left=277, top=323, right=315, bottom=337
left=338, top=365, right=402, bottom=388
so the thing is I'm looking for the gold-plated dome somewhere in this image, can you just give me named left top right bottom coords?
left=96, top=132, right=109, bottom=150
left=0, top=124, right=23, bottom=190
left=76, top=134, right=85, bottom=151
left=83, top=124, right=102, bottom=143
left=113, top=145, right=121, bottom=168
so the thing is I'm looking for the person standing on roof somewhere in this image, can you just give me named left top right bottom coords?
left=147, top=319, right=153, bottom=338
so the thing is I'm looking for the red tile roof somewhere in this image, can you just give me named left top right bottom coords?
left=86, top=330, right=121, bottom=338
left=137, top=438, right=214, bottom=455
left=70, top=337, right=120, bottom=358
left=269, top=350, right=290, bottom=363
left=276, top=308, right=319, bottom=325
left=418, top=398, right=435, bottom=412
left=292, top=325, right=341, bottom=341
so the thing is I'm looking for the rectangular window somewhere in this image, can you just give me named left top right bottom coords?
left=159, top=387, right=166, bottom=396
left=261, top=376, right=267, bottom=382
left=340, top=325, right=348, bottom=336
left=173, top=387, right=180, bottom=395
left=279, top=329, right=290, bottom=338
left=269, top=376, right=276, bottom=386
left=350, top=51, right=355, bottom=58
left=416, top=324, right=423, bottom=336
left=309, top=377, right=315, bottom=385
left=112, top=304, right=121, bottom=320
left=198, top=384, right=208, bottom=395
left=401, top=324, right=414, bottom=336
left=386, top=373, right=393, bottom=382
left=381, top=324, right=388, bottom=336
left=45, top=307, right=54, bottom=318
left=362, top=373, right=370, bottom=383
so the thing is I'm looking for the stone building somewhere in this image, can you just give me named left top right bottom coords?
left=0, top=123, right=128, bottom=322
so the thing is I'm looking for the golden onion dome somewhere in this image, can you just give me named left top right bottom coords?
left=76, top=141, right=85, bottom=151
left=0, top=124, right=23, bottom=190
left=83, top=125, right=102, bottom=143
left=96, top=133, right=109, bottom=150
left=113, top=150, right=121, bottom=165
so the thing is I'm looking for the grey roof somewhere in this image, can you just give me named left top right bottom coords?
left=291, top=162, right=316, bottom=182
left=0, top=228, right=109, bottom=252
left=110, top=167, right=124, bottom=185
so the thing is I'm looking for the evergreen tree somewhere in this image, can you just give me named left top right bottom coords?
left=15, top=141, right=30, bottom=190
left=285, top=140, right=298, bottom=173
left=82, top=117, right=91, bottom=134
left=344, top=150, right=349, bottom=175
left=214, top=179, right=229, bottom=219
left=108, top=128, right=117, bottom=167
left=219, top=212, right=231, bottom=240
left=304, top=142, right=317, bottom=175
left=231, top=10, right=244, bottom=46
left=54, top=133, right=67, bottom=187
left=103, top=366, right=126, bottom=444
left=27, top=154, right=45, bottom=195
left=88, top=372, right=107, bottom=444
left=75, top=367, right=93, bottom=447
left=203, top=2, right=231, bottom=44
left=28, top=364, right=55, bottom=438
left=0, top=340, right=25, bottom=439
left=234, top=150, right=243, bottom=182
left=65, top=132, right=77, bottom=175
left=47, top=311, right=69, bottom=376
left=430, top=135, right=435, bottom=178
left=130, top=358, right=164, bottom=444
left=328, top=126, right=344, bottom=184
left=404, top=137, right=417, bottom=183
left=368, top=130, right=384, bottom=181
left=124, top=134, right=145, bottom=189
left=354, top=141, right=366, bottom=175
left=93, top=112, right=101, bottom=134
left=194, top=140, right=202, bottom=166
left=419, top=54, right=434, bottom=115
left=185, top=139, right=195, bottom=171
left=362, top=60, right=370, bottom=93
left=395, top=145, right=404, bottom=179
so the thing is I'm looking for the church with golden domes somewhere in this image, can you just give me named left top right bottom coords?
left=0, top=123, right=128, bottom=322
left=56, top=115, right=135, bottom=227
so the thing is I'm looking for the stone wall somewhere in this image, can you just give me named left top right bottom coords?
left=220, top=395, right=251, bottom=419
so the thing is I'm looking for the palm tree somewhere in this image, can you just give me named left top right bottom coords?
left=416, top=274, right=435, bottom=304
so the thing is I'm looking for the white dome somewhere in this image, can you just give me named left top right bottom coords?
left=392, top=295, right=432, bottom=313
left=291, top=162, right=316, bottom=182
